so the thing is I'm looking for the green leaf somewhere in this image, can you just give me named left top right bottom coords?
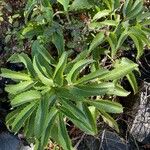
left=112, top=85, right=130, bottom=97
left=66, top=59, right=94, bottom=84
left=70, top=0, right=93, bottom=10
left=126, top=1, right=143, bottom=19
left=141, top=27, right=150, bottom=35
left=32, top=40, right=55, bottom=64
left=88, top=106, right=98, bottom=121
left=40, top=108, right=58, bottom=148
left=65, top=50, right=89, bottom=74
left=86, top=99, right=123, bottom=113
left=41, top=8, right=52, bottom=19
left=126, top=72, right=138, bottom=94
left=53, top=52, right=68, bottom=86
left=123, top=0, right=133, bottom=18
left=113, top=0, right=120, bottom=9
left=33, top=56, right=54, bottom=86
left=11, top=102, right=36, bottom=133
left=52, top=31, right=64, bottom=56
left=137, top=12, right=150, bottom=21
left=42, top=0, right=52, bottom=7
left=0, top=68, right=31, bottom=81
left=71, top=49, right=89, bottom=62
left=85, top=82, right=129, bottom=97
left=89, top=21, right=117, bottom=30
left=107, top=32, right=117, bottom=57
left=7, top=53, right=20, bottom=63
left=129, top=26, right=149, bottom=47
left=58, top=113, right=73, bottom=150
left=36, top=54, right=53, bottom=78
left=60, top=100, right=95, bottom=134
left=57, top=0, right=69, bottom=11
left=141, top=19, right=150, bottom=26
left=34, top=139, right=40, bottom=150
left=18, top=53, right=36, bottom=77
left=81, top=103, right=97, bottom=134
left=103, top=0, right=112, bottom=10
left=59, top=106, right=82, bottom=123
left=24, top=0, right=37, bottom=23
left=56, top=87, right=84, bottom=101
left=61, top=99, right=86, bottom=120
left=89, top=32, right=105, bottom=52
left=7, top=53, right=34, bottom=76
left=24, top=110, right=36, bottom=137
left=129, top=34, right=144, bottom=59
left=11, top=90, right=41, bottom=107
left=34, top=95, right=49, bottom=138
left=76, top=68, right=109, bottom=84
left=116, top=30, right=128, bottom=50
left=69, top=82, right=128, bottom=97
left=6, top=107, right=23, bottom=125
left=5, top=80, right=34, bottom=94
left=99, top=58, right=138, bottom=81
left=22, top=25, right=43, bottom=38
left=99, top=110, right=119, bottom=132
left=59, top=106, right=95, bottom=135
left=92, top=10, right=110, bottom=21
left=47, top=115, right=72, bottom=150
left=88, top=22, right=103, bottom=30
left=99, top=20, right=117, bottom=26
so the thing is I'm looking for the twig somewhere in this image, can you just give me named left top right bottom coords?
left=99, top=130, right=106, bottom=150
left=74, top=133, right=86, bottom=150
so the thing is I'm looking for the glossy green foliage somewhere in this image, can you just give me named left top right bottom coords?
left=0, top=42, right=138, bottom=149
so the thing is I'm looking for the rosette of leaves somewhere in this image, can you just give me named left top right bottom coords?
left=0, top=41, right=138, bottom=150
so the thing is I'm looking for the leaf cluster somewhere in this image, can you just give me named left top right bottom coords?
left=0, top=41, right=138, bottom=149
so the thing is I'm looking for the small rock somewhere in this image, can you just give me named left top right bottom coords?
left=130, top=82, right=150, bottom=142
left=0, top=132, right=23, bottom=150
left=78, top=130, right=129, bottom=150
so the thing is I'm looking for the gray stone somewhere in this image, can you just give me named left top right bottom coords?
left=0, top=132, right=22, bottom=150
left=130, top=82, right=150, bottom=142
left=0, top=131, right=34, bottom=150
left=77, top=130, right=129, bottom=150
